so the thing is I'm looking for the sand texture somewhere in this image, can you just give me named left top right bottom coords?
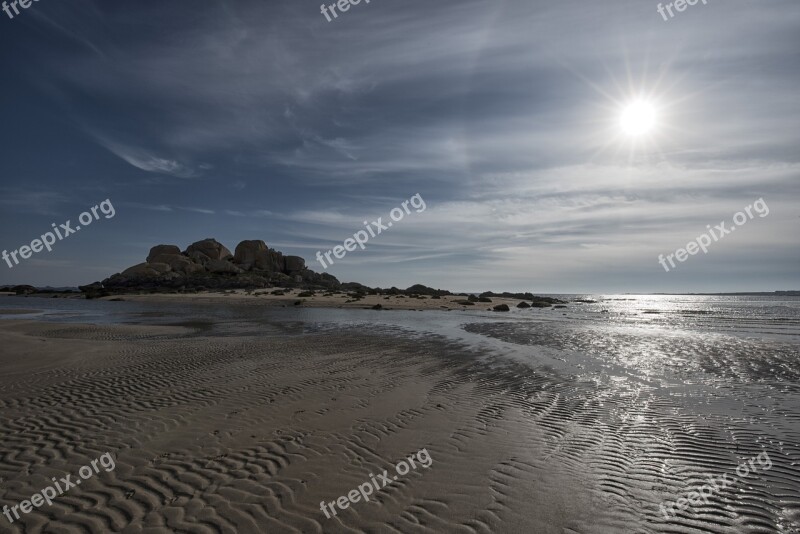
left=0, top=311, right=798, bottom=533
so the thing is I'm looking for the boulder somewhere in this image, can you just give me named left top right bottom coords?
left=185, top=239, right=232, bottom=263
left=206, top=259, right=242, bottom=274
left=150, top=262, right=172, bottom=274
left=147, top=245, right=181, bottom=262
left=516, top=301, right=531, bottom=309
left=493, top=304, right=510, bottom=312
left=267, top=249, right=286, bottom=272
left=233, top=240, right=272, bottom=271
left=284, top=256, right=306, bottom=273
left=121, top=262, right=171, bottom=278
left=150, top=253, right=205, bottom=274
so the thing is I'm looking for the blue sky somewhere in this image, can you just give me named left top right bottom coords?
left=0, top=0, right=798, bottom=292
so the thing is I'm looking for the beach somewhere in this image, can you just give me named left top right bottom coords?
left=1, top=295, right=799, bottom=533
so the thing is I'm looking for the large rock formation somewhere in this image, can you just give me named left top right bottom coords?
left=146, top=245, right=181, bottom=262
left=233, top=240, right=271, bottom=271
left=284, top=256, right=306, bottom=274
left=185, top=238, right=232, bottom=264
left=83, top=238, right=341, bottom=295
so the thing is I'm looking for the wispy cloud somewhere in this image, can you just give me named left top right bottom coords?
left=93, top=135, right=204, bottom=179
left=0, top=189, right=72, bottom=216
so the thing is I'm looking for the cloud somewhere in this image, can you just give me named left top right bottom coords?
left=0, top=189, right=72, bottom=216
left=93, top=135, right=204, bottom=179
left=177, top=206, right=215, bottom=215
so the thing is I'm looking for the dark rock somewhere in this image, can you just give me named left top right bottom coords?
left=78, top=282, right=109, bottom=299
left=150, top=253, right=204, bottom=274
left=10, top=285, right=37, bottom=295
left=233, top=240, right=272, bottom=271
left=122, top=262, right=171, bottom=278
left=481, top=291, right=566, bottom=304
left=206, top=259, right=242, bottom=274
left=342, top=282, right=371, bottom=293
left=185, top=239, right=233, bottom=263
left=147, top=245, right=181, bottom=262
left=493, top=304, right=510, bottom=312
left=405, top=284, right=452, bottom=297
left=284, top=256, right=306, bottom=273
left=516, top=301, right=531, bottom=308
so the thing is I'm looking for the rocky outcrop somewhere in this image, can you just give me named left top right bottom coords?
left=207, top=259, right=243, bottom=274
left=122, top=262, right=171, bottom=278
left=85, top=238, right=341, bottom=295
left=233, top=240, right=271, bottom=271
left=405, top=284, right=452, bottom=297
left=147, top=245, right=181, bottom=262
left=284, top=256, right=305, bottom=274
left=481, top=291, right=566, bottom=304
left=80, top=239, right=563, bottom=301
left=185, top=239, right=232, bottom=263
left=1, top=284, right=37, bottom=295
left=149, top=254, right=205, bottom=275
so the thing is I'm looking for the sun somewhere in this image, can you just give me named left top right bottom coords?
left=620, top=100, right=658, bottom=136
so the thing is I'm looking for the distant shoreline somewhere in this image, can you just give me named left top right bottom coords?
left=2, top=287, right=798, bottom=299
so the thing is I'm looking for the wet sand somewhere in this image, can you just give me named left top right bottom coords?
left=0, top=301, right=798, bottom=533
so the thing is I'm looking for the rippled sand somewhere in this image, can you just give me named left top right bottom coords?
left=1, top=308, right=799, bottom=533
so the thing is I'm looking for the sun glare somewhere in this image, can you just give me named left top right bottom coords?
left=620, top=100, right=657, bottom=136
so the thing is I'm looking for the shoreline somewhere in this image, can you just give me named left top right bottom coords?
left=2, top=288, right=566, bottom=313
